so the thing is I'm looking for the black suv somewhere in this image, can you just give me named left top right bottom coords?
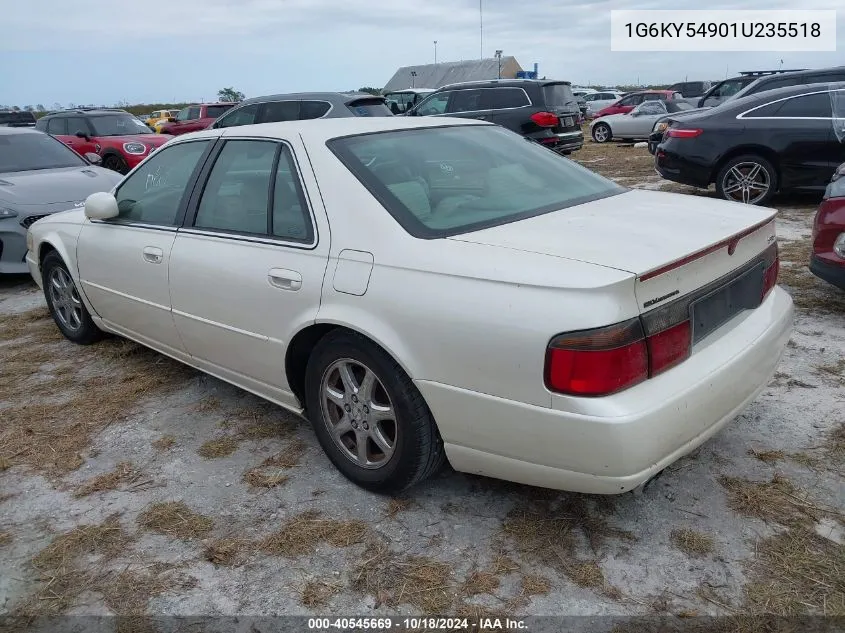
left=407, top=79, right=583, bottom=154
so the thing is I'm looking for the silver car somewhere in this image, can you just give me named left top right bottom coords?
left=0, top=128, right=122, bottom=274
left=590, top=100, right=697, bottom=143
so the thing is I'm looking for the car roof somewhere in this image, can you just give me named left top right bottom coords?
left=714, top=80, right=845, bottom=111
left=238, top=92, right=384, bottom=106
left=44, top=109, right=131, bottom=117
left=384, top=89, right=435, bottom=95
left=174, top=115, right=487, bottom=144
left=438, top=78, right=571, bottom=90
left=0, top=126, right=42, bottom=135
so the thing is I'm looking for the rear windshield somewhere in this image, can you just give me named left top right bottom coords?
left=541, top=83, right=577, bottom=107
left=346, top=99, right=393, bottom=117
left=206, top=105, right=234, bottom=118
left=329, top=125, right=624, bottom=238
left=0, top=133, right=86, bottom=172
left=0, top=111, right=37, bottom=125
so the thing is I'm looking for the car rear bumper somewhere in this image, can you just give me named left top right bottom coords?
left=533, top=130, right=584, bottom=153
left=0, top=221, right=28, bottom=274
left=810, top=254, right=845, bottom=290
left=654, top=147, right=711, bottom=188
left=418, top=287, right=793, bottom=494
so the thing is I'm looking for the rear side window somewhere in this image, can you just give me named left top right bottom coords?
left=482, top=87, right=530, bottom=109
left=541, top=83, right=575, bottom=107
left=261, top=101, right=300, bottom=123
left=346, top=99, right=392, bottom=117
left=47, top=118, right=67, bottom=135
left=746, top=92, right=833, bottom=118
left=206, top=105, right=233, bottom=118
left=300, top=101, right=331, bottom=119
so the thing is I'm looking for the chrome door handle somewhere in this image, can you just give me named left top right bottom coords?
left=268, top=268, right=302, bottom=291
left=142, top=246, right=163, bottom=264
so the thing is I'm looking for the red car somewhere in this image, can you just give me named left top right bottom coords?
left=158, top=103, right=236, bottom=136
left=36, top=109, right=172, bottom=174
left=810, top=162, right=845, bottom=291
left=593, top=90, right=683, bottom=119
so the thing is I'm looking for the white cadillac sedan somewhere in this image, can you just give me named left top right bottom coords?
left=25, top=117, right=793, bottom=494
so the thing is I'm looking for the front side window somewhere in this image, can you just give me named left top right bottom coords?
left=634, top=101, right=666, bottom=115
left=216, top=103, right=260, bottom=128
left=113, top=140, right=210, bottom=225
left=0, top=132, right=87, bottom=173
left=448, top=89, right=483, bottom=113
left=66, top=118, right=91, bottom=136
left=746, top=92, right=833, bottom=118
left=47, top=117, right=67, bottom=135
left=89, top=114, right=152, bottom=136
left=329, top=125, right=624, bottom=239
left=414, top=92, right=450, bottom=116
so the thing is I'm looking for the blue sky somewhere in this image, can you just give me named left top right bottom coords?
left=2, top=0, right=842, bottom=107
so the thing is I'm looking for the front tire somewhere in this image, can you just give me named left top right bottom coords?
left=715, top=154, right=777, bottom=206
left=592, top=123, right=611, bottom=143
left=102, top=154, right=129, bottom=175
left=42, top=251, right=104, bottom=345
left=304, top=330, right=445, bottom=493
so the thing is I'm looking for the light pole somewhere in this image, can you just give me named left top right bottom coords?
left=434, top=40, right=438, bottom=64
left=479, top=0, right=483, bottom=59
left=495, top=49, right=503, bottom=79
left=411, top=71, right=417, bottom=88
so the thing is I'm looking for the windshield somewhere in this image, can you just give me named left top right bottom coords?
left=0, top=132, right=87, bottom=172
left=89, top=114, right=152, bottom=136
left=542, top=83, right=578, bottom=108
left=346, top=99, right=393, bottom=117
left=329, top=125, right=624, bottom=238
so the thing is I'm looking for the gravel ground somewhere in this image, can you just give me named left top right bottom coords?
left=1, top=141, right=843, bottom=631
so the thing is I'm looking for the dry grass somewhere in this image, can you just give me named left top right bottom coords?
left=261, top=510, right=368, bottom=557
left=0, top=531, right=13, bottom=546
left=777, top=237, right=845, bottom=314
left=745, top=528, right=845, bottom=615
left=73, top=461, right=138, bottom=498
left=670, top=528, right=715, bottom=557
left=460, top=570, right=500, bottom=597
left=566, top=561, right=605, bottom=588
left=385, top=497, right=412, bottom=519
left=196, top=436, right=239, bottom=459
left=192, top=396, right=221, bottom=413
left=719, top=475, right=826, bottom=528
left=353, top=540, right=454, bottom=613
left=0, top=310, right=196, bottom=478
left=261, top=437, right=307, bottom=469
left=97, top=563, right=195, bottom=616
left=227, top=402, right=297, bottom=440
left=747, top=449, right=786, bottom=464
left=137, top=501, right=214, bottom=540
left=520, top=573, right=551, bottom=596
left=828, top=423, right=845, bottom=460
left=203, top=538, right=250, bottom=567
left=151, top=435, right=176, bottom=451
left=301, top=579, right=342, bottom=608
left=242, top=468, right=289, bottom=489
left=815, top=359, right=845, bottom=379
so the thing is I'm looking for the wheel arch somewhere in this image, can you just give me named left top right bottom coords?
left=710, top=146, right=781, bottom=187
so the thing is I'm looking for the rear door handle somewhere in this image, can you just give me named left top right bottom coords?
left=142, top=246, right=163, bottom=264
left=268, top=268, right=302, bottom=291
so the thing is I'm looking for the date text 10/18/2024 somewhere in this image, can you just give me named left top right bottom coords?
left=307, top=617, right=528, bottom=631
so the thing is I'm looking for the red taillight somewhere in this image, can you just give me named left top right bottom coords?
left=762, top=246, right=779, bottom=300
left=646, top=321, right=691, bottom=376
left=531, top=112, right=559, bottom=127
left=545, top=318, right=648, bottom=396
left=666, top=128, right=703, bottom=139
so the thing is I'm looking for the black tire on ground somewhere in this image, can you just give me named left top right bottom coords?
left=102, top=154, right=129, bottom=175
left=304, top=329, right=446, bottom=493
left=715, top=154, right=778, bottom=206
left=592, top=122, right=611, bottom=143
left=41, top=251, right=104, bottom=345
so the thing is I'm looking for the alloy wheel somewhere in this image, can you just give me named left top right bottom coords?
left=593, top=124, right=610, bottom=143
left=48, top=267, right=83, bottom=332
left=319, top=358, right=397, bottom=469
left=721, top=162, right=770, bottom=205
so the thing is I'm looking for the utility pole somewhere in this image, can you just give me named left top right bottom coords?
left=479, top=0, right=483, bottom=59
left=411, top=71, right=417, bottom=88
left=495, top=50, right=503, bottom=79
left=434, top=40, right=438, bottom=64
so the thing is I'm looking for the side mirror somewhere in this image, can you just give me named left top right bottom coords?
left=84, top=191, right=119, bottom=220
left=84, top=152, right=102, bottom=165
left=76, top=131, right=89, bottom=139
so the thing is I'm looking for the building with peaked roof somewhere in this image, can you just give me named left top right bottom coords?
left=383, top=57, right=523, bottom=92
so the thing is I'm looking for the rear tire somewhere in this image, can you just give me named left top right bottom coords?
left=715, top=154, right=777, bottom=206
left=42, top=251, right=104, bottom=345
left=304, top=330, right=445, bottom=493
left=592, top=123, right=611, bottom=143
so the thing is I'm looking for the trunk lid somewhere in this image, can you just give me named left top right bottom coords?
left=541, top=82, right=581, bottom=133
left=447, top=189, right=777, bottom=312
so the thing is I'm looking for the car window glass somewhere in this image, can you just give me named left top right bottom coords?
left=541, top=83, right=575, bottom=107
left=346, top=99, right=393, bottom=117
left=260, top=100, right=300, bottom=123
left=300, top=101, right=331, bottom=119
left=216, top=103, right=260, bottom=128
left=415, top=92, right=450, bottom=116
left=47, top=117, right=67, bottom=135
left=114, top=140, right=210, bottom=225
left=642, top=93, right=662, bottom=101
left=0, top=132, right=87, bottom=172
left=483, top=87, right=530, bottom=109
left=448, top=89, right=483, bottom=113
left=748, top=92, right=833, bottom=118
left=206, top=105, right=233, bottom=118
left=272, top=146, right=313, bottom=242
left=175, top=109, right=190, bottom=121
left=66, top=118, right=89, bottom=136
left=194, top=140, right=276, bottom=235
left=636, top=101, right=666, bottom=115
